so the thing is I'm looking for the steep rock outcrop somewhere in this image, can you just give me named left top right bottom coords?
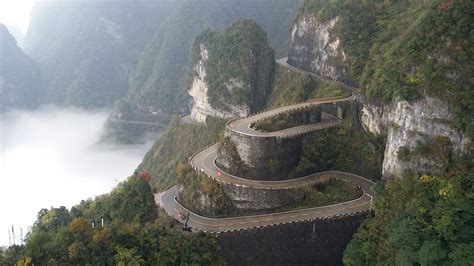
left=289, top=0, right=473, bottom=179
left=287, top=15, right=348, bottom=83
left=189, top=45, right=249, bottom=122
left=188, top=20, right=275, bottom=123
left=362, top=97, right=472, bottom=178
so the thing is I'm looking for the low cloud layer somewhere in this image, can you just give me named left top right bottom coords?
left=0, top=106, right=152, bottom=246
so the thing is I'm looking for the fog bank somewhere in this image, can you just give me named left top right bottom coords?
left=0, top=106, right=152, bottom=246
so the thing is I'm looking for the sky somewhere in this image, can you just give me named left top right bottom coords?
left=0, top=106, right=152, bottom=247
left=0, top=0, right=36, bottom=33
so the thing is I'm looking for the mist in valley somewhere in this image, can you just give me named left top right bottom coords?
left=0, top=106, right=152, bottom=246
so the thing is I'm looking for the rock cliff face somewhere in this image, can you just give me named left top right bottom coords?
left=188, top=20, right=275, bottom=123
left=362, top=96, right=471, bottom=178
left=287, top=15, right=349, bottom=83
left=189, top=45, right=250, bottom=123
left=288, top=3, right=472, bottom=179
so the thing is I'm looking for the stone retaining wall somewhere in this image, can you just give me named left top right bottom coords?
left=218, top=211, right=367, bottom=266
left=221, top=178, right=330, bottom=210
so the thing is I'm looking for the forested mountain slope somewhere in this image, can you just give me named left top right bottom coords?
left=0, top=175, right=224, bottom=265
left=0, top=24, right=42, bottom=111
left=290, top=0, right=472, bottom=178
left=23, top=0, right=181, bottom=108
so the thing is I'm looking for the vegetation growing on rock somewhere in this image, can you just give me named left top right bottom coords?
left=297, top=0, right=473, bottom=136
left=252, top=106, right=322, bottom=132
left=191, top=19, right=275, bottom=112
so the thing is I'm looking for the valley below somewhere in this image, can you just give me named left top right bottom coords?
left=0, top=106, right=152, bottom=246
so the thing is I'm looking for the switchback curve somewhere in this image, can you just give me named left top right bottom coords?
left=158, top=58, right=374, bottom=232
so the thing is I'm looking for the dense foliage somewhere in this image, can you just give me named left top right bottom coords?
left=298, top=0, right=474, bottom=136
left=294, top=120, right=384, bottom=180
left=343, top=167, right=474, bottom=265
left=24, top=0, right=179, bottom=108
left=0, top=175, right=224, bottom=265
left=0, top=24, right=42, bottom=111
left=192, top=19, right=274, bottom=112
left=138, top=117, right=226, bottom=191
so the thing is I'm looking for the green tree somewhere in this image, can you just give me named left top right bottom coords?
left=115, top=246, right=144, bottom=266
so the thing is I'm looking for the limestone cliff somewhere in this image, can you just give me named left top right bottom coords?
left=289, top=0, right=473, bottom=178
left=189, top=45, right=250, bottom=123
left=362, top=97, right=471, bottom=178
left=188, top=20, right=275, bottom=123
left=287, top=15, right=349, bottom=83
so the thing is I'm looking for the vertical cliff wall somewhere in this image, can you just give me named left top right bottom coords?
left=217, top=132, right=304, bottom=180
left=189, top=44, right=251, bottom=123
left=219, top=212, right=367, bottom=266
left=188, top=20, right=275, bottom=123
left=289, top=1, right=472, bottom=178
left=288, top=15, right=349, bottom=83
left=361, top=97, right=471, bottom=178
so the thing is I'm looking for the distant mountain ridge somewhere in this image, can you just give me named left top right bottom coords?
left=23, top=0, right=182, bottom=108
left=0, top=24, right=41, bottom=111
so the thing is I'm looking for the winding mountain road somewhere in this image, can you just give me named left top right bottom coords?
left=157, top=58, right=374, bottom=232
left=109, top=118, right=169, bottom=127
left=158, top=184, right=373, bottom=232
left=276, top=57, right=360, bottom=95
left=227, top=98, right=352, bottom=138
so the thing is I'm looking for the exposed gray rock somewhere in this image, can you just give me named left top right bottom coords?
left=361, top=96, right=472, bottom=178
left=287, top=15, right=349, bottom=83
left=189, top=45, right=251, bottom=123
left=221, top=184, right=321, bottom=210
left=218, top=131, right=304, bottom=180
